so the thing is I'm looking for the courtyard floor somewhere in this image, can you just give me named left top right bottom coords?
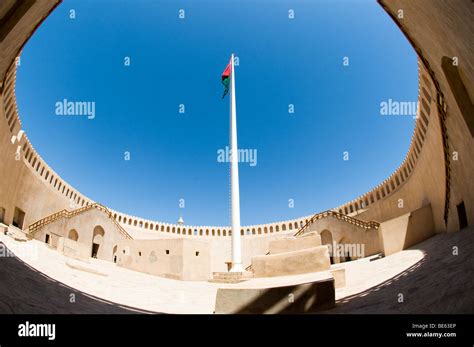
left=0, top=227, right=472, bottom=313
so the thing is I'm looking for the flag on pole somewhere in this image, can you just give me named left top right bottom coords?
left=221, top=58, right=231, bottom=98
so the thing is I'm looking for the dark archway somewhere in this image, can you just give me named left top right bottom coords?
left=91, top=225, right=105, bottom=258
left=112, top=245, right=118, bottom=263
left=12, top=207, right=25, bottom=229
left=457, top=201, right=468, bottom=230
left=338, top=237, right=351, bottom=263
left=320, top=229, right=334, bottom=264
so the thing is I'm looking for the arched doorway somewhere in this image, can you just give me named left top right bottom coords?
left=91, top=226, right=105, bottom=258
left=12, top=207, right=25, bottom=229
left=338, top=237, right=351, bottom=263
left=320, top=229, right=334, bottom=264
left=112, top=245, right=118, bottom=263
left=68, top=229, right=79, bottom=241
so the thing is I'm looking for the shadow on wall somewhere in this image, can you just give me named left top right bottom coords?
left=402, top=204, right=435, bottom=250
left=441, top=56, right=474, bottom=137
left=214, top=280, right=335, bottom=314
left=379, top=204, right=435, bottom=256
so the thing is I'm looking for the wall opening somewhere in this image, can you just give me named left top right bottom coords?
left=12, top=207, right=25, bottom=229
left=113, top=245, right=118, bottom=263
left=457, top=201, right=468, bottom=230
left=68, top=229, right=79, bottom=241
left=0, top=207, right=5, bottom=224
left=338, top=238, right=352, bottom=263
left=91, top=225, right=105, bottom=259
left=91, top=243, right=100, bottom=258
left=342, top=248, right=351, bottom=263
left=320, top=230, right=334, bottom=264
left=45, top=234, right=50, bottom=245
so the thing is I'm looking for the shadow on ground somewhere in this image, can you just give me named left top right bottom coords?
left=326, top=227, right=474, bottom=313
left=0, top=242, right=159, bottom=314
left=1, top=228, right=473, bottom=314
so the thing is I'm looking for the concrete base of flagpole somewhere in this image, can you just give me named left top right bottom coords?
left=229, top=263, right=244, bottom=272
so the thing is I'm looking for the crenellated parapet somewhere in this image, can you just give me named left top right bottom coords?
left=1, top=57, right=436, bottom=238
left=332, top=60, right=436, bottom=218
left=2, top=0, right=471, bottom=240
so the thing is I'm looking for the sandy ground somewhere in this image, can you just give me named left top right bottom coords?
left=0, top=227, right=472, bottom=314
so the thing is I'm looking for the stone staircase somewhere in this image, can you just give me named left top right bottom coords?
left=27, top=203, right=132, bottom=240
left=293, top=209, right=380, bottom=237
left=245, top=211, right=380, bottom=272
left=210, top=271, right=252, bottom=283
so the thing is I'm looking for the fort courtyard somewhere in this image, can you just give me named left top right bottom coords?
left=0, top=0, right=473, bottom=321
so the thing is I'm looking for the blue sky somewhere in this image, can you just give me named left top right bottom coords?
left=16, top=0, right=417, bottom=226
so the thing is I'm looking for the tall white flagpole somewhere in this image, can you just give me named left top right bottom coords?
left=229, top=53, right=243, bottom=272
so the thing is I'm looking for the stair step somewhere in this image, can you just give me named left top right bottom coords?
left=210, top=271, right=252, bottom=283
